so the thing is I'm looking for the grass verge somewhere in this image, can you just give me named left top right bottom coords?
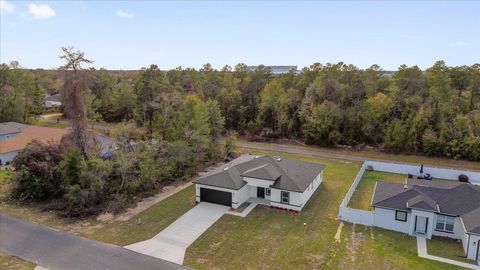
left=82, top=185, right=196, bottom=245
left=428, top=236, right=475, bottom=264
left=0, top=253, right=34, bottom=270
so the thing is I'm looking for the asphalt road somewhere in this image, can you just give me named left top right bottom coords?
left=0, top=214, right=189, bottom=270
left=236, top=140, right=366, bottom=162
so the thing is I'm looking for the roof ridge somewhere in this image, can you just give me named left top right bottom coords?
left=373, top=182, right=412, bottom=205
left=266, top=156, right=303, bottom=191
left=411, top=186, right=439, bottom=210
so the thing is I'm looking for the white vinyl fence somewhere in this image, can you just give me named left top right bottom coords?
left=365, top=160, right=480, bottom=185
left=339, top=207, right=374, bottom=226
left=338, top=160, right=480, bottom=226
left=339, top=162, right=367, bottom=208
left=338, top=162, right=373, bottom=226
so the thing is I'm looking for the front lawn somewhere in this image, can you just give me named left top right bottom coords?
left=329, top=224, right=465, bottom=270
left=184, top=148, right=465, bottom=270
left=348, top=171, right=406, bottom=210
left=428, top=236, right=474, bottom=264
left=82, top=185, right=196, bottom=245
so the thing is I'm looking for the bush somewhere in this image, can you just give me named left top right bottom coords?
left=422, top=128, right=442, bottom=156
left=12, top=140, right=66, bottom=201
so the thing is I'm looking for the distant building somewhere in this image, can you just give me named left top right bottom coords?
left=0, top=122, right=68, bottom=165
left=45, top=94, right=61, bottom=108
left=247, top=65, right=298, bottom=74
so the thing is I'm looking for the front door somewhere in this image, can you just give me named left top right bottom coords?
left=257, top=187, right=265, bottom=199
left=415, top=216, right=428, bottom=235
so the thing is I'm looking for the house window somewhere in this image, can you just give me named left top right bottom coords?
left=395, top=210, right=407, bottom=222
left=281, top=191, right=290, bottom=204
left=265, top=188, right=271, bottom=196
left=436, top=215, right=455, bottom=232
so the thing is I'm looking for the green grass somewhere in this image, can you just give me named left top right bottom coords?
left=185, top=151, right=360, bottom=270
left=0, top=147, right=475, bottom=270
left=82, top=185, right=196, bottom=245
left=348, top=171, right=407, bottom=210
left=29, top=120, right=69, bottom=129
left=0, top=252, right=34, bottom=270
left=428, top=236, right=475, bottom=264
left=239, top=139, right=480, bottom=171
left=184, top=148, right=467, bottom=270
left=328, top=224, right=465, bottom=270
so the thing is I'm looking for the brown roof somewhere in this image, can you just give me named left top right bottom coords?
left=0, top=125, right=68, bottom=153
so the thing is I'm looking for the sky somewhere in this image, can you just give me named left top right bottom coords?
left=1, top=0, right=479, bottom=70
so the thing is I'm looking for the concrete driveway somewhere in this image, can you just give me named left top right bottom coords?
left=125, top=202, right=229, bottom=265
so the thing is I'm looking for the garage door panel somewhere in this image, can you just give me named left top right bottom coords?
left=200, top=188, right=231, bottom=207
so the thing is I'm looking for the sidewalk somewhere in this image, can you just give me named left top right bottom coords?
left=416, top=237, right=480, bottom=270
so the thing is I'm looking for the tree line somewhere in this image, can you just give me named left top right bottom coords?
left=4, top=48, right=234, bottom=217
left=2, top=59, right=480, bottom=162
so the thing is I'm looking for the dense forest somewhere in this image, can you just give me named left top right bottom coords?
left=2, top=60, right=480, bottom=162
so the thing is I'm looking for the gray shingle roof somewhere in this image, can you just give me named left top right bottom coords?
left=0, top=122, right=28, bottom=136
left=372, top=180, right=480, bottom=235
left=194, top=155, right=324, bottom=192
left=241, top=163, right=281, bottom=181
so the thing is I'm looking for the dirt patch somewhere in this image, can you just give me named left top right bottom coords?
left=96, top=213, right=114, bottom=222
left=346, top=224, right=366, bottom=264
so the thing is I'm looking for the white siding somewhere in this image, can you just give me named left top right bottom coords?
left=466, top=234, right=480, bottom=261
left=301, top=172, right=323, bottom=208
left=409, top=210, right=435, bottom=238
left=243, top=177, right=274, bottom=188
left=270, top=188, right=303, bottom=211
left=373, top=208, right=411, bottom=234
left=431, top=215, right=464, bottom=240
left=270, top=172, right=322, bottom=211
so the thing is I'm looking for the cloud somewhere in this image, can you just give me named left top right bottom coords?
left=116, top=9, right=135, bottom=18
left=0, top=0, right=16, bottom=13
left=28, top=3, right=55, bottom=20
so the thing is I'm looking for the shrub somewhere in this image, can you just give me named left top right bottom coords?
left=12, top=140, right=66, bottom=201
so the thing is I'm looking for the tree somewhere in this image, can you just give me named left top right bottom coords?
left=59, top=47, right=93, bottom=159
left=110, top=81, right=136, bottom=121
left=383, top=119, right=408, bottom=153
left=257, top=80, right=285, bottom=134
left=205, top=99, right=225, bottom=142
left=303, top=101, right=342, bottom=146
left=134, top=64, right=170, bottom=137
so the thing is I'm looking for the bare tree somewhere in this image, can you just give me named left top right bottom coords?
left=59, top=47, right=93, bottom=159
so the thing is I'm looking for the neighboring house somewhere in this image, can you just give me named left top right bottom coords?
left=194, top=155, right=324, bottom=211
left=247, top=65, right=298, bottom=74
left=0, top=122, right=68, bottom=165
left=0, top=122, right=28, bottom=141
left=45, top=93, right=62, bottom=108
left=371, top=179, right=480, bottom=261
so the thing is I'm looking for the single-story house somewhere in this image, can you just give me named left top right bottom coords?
left=372, top=179, right=480, bottom=261
left=45, top=93, right=62, bottom=108
left=0, top=122, right=68, bottom=165
left=194, top=155, right=324, bottom=211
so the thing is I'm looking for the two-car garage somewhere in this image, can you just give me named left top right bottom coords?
left=199, top=187, right=232, bottom=207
